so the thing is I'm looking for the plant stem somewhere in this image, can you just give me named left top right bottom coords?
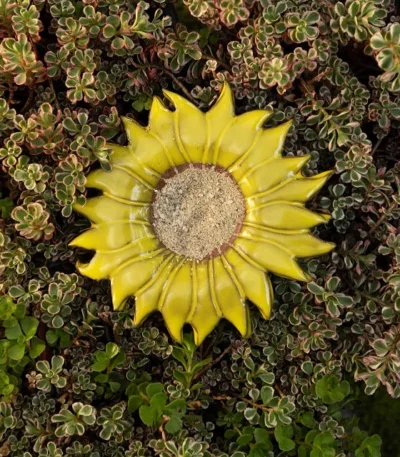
left=368, top=199, right=398, bottom=235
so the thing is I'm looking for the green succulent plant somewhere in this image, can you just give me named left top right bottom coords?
left=51, top=403, right=97, bottom=437
left=0, top=0, right=398, bottom=455
left=35, top=356, right=67, bottom=391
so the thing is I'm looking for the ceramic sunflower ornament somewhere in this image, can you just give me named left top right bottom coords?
left=70, top=82, right=334, bottom=345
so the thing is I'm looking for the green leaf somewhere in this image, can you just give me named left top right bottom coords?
left=306, top=430, right=319, bottom=445
left=109, top=381, right=121, bottom=392
left=29, top=337, right=45, bottom=358
left=5, top=323, right=22, bottom=340
left=139, top=405, right=158, bottom=426
left=0, top=197, right=14, bottom=219
left=298, top=445, right=308, bottom=457
left=8, top=342, right=25, bottom=360
left=94, top=373, right=108, bottom=383
left=171, top=347, right=187, bottom=366
left=192, top=357, right=212, bottom=373
left=261, top=386, right=274, bottom=405
left=105, top=342, right=119, bottom=359
left=244, top=408, right=257, bottom=421
left=311, top=431, right=336, bottom=457
left=326, top=277, right=340, bottom=291
left=165, top=415, right=182, bottom=434
left=150, top=392, right=168, bottom=411
left=237, top=433, right=253, bottom=446
left=128, top=395, right=144, bottom=412
left=355, top=435, right=382, bottom=457
left=254, top=428, right=271, bottom=444
left=46, top=329, right=59, bottom=345
left=52, top=355, right=64, bottom=372
left=316, top=374, right=350, bottom=404
left=91, top=361, right=108, bottom=372
left=146, top=383, right=164, bottom=398
left=165, top=399, right=186, bottom=417
left=20, top=317, right=39, bottom=339
left=274, top=423, right=295, bottom=452
left=307, top=282, right=325, bottom=295
left=52, top=315, right=64, bottom=328
left=299, top=411, right=317, bottom=429
left=110, top=351, right=125, bottom=369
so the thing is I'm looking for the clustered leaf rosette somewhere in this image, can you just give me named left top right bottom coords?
left=70, top=83, right=334, bottom=345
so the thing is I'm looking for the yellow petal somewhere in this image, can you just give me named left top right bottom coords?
left=224, top=248, right=273, bottom=319
left=241, top=225, right=335, bottom=258
left=73, top=196, right=150, bottom=224
left=230, top=121, right=292, bottom=179
left=249, top=170, right=334, bottom=205
left=203, top=82, right=235, bottom=163
left=134, top=254, right=177, bottom=326
left=77, top=236, right=160, bottom=280
left=122, top=117, right=173, bottom=174
left=110, top=250, right=167, bottom=309
left=213, top=110, right=272, bottom=168
left=234, top=237, right=310, bottom=282
left=148, top=97, right=187, bottom=166
left=238, top=156, right=311, bottom=197
left=163, top=90, right=206, bottom=163
left=212, top=257, right=250, bottom=337
left=188, top=262, right=220, bottom=345
left=69, top=221, right=152, bottom=251
left=246, top=203, right=331, bottom=230
left=160, top=261, right=192, bottom=343
left=108, top=144, right=159, bottom=188
left=86, top=167, right=153, bottom=203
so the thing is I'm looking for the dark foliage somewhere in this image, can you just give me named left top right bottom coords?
left=0, top=0, right=399, bottom=456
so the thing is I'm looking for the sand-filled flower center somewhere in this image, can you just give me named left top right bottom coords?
left=151, top=165, right=246, bottom=261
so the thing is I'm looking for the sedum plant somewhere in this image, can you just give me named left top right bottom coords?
left=34, top=356, right=67, bottom=392
left=51, top=402, right=97, bottom=437
left=0, top=0, right=399, bottom=455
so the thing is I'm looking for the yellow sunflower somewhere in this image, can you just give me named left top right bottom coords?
left=70, top=83, right=334, bottom=345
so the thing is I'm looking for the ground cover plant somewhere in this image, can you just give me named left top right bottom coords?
left=0, top=0, right=399, bottom=456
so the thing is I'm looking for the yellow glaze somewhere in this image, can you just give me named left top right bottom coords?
left=70, top=82, right=334, bottom=345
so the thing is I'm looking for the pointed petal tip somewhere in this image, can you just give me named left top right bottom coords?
left=259, top=307, right=271, bottom=320
left=76, top=260, right=107, bottom=281
left=218, top=80, right=233, bottom=104
left=273, top=119, right=294, bottom=133
left=301, top=153, right=312, bottom=162
left=162, top=88, right=177, bottom=104
left=191, top=319, right=220, bottom=346
left=324, top=241, right=336, bottom=252
left=76, top=261, right=87, bottom=274
left=133, top=311, right=149, bottom=327
left=162, top=310, right=185, bottom=344
left=113, top=298, right=127, bottom=311
left=191, top=325, right=202, bottom=346
left=121, top=115, right=132, bottom=123
left=243, top=310, right=252, bottom=339
left=120, top=116, right=132, bottom=129
left=111, top=285, right=129, bottom=311
left=71, top=201, right=89, bottom=217
left=302, top=271, right=313, bottom=282
left=68, top=238, right=78, bottom=248
left=151, top=95, right=168, bottom=111
left=319, top=169, right=335, bottom=179
left=167, top=324, right=184, bottom=344
left=222, top=80, right=231, bottom=91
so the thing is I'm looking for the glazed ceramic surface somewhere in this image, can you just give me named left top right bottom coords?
left=70, top=83, right=334, bottom=344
